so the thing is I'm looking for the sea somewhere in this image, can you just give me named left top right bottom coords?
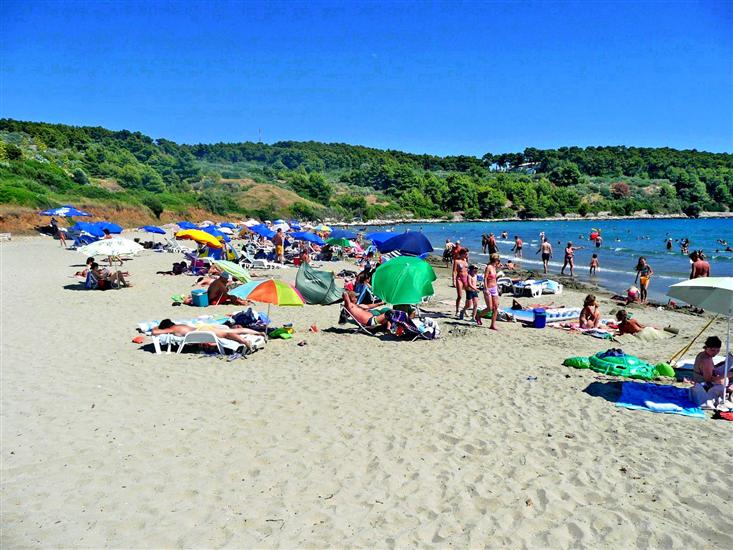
left=359, top=218, right=733, bottom=303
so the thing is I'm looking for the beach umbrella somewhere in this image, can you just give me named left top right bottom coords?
left=272, top=222, right=290, bottom=232
left=218, top=226, right=234, bottom=235
left=326, top=237, right=353, bottom=248
left=71, top=221, right=105, bottom=238
left=230, top=279, right=304, bottom=338
left=248, top=224, right=276, bottom=239
left=295, top=263, right=342, bottom=305
left=372, top=256, right=437, bottom=305
left=39, top=205, right=91, bottom=217
left=203, top=225, right=231, bottom=242
left=289, top=220, right=302, bottom=230
left=313, top=224, right=331, bottom=233
left=273, top=219, right=286, bottom=225
left=377, top=231, right=434, bottom=257
left=95, top=221, right=123, bottom=234
left=329, top=228, right=358, bottom=240
left=177, top=221, right=197, bottom=230
left=290, top=231, right=326, bottom=246
left=175, top=229, right=224, bottom=249
left=140, top=225, right=166, bottom=235
left=667, top=277, right=733, bottom=403
left=212, top=260, right=251, bottom=282
left=219, top=222, right=237, bottom=229
left=365, top=231, right=395, bottom=244
left=79, top=237, right=143, bottom=258
left=199, top=220, right=215, bottom=227
left=243, top=218, right=260, bottom=227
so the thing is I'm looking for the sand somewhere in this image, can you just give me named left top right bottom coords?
left=1, top=235, right=732, bottom=548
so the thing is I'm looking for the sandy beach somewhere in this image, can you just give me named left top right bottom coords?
left=1, top=235, right=732, bottom=548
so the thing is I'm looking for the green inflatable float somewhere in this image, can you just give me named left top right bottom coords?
left=563, top=349, right=675, bottom=380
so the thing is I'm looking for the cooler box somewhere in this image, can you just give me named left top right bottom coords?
left=532, top=308, right=547, bottom=328
left=191, top=288, right=209, bottom=307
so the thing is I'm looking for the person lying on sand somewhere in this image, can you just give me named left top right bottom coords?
left=614, top=310, right=668, bottom=340
left=151, top=319, right=264, bottom=350
left=341, top=291, right=391, bottom=328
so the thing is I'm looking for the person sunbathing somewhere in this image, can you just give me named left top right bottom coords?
left=615, top=309, right=643, bottom=334
left=207, top=272, right=248, bottom=305
left=151, top=319, right=264, bottom=350
left=342, top=291, right=391, bottom=328
left=579, top=294, right=601, bottom=329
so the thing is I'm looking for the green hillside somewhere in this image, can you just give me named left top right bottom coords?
left=1, top=118, right=732, bottom=225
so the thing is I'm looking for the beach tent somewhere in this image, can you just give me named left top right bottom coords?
left=668, top=277, right=733, bottom=403
left=295, top=263, right=343, bottom=305
left=39, top=205, right=91, bottom=217
left=71, top=221, right=105, bottom=238
left=377, top=231, right=434, bottom=257
left=372, top=256, right=437, bottom=304
left=95, top=221, right=123, bottom=234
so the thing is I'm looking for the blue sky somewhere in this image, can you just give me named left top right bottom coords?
left=2, top=0, right=731, bottom=156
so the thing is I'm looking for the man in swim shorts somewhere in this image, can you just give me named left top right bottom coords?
left=273, top=228, right=285, bottom=264
left=536, top=238, right=553, bottom=274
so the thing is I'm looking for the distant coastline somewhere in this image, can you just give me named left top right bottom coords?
left=331, top=211, right=733, bottom=227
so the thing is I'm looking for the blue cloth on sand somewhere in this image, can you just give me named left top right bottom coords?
left=616, top=382, right=705, bottom=419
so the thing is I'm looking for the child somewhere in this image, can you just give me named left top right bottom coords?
left=460, top=265, right=481, bottom=324
left=589, top=253, right=599, bottom=276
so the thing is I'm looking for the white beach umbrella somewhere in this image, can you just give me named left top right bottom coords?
left=272, top=222, right=290, bottom=232
left=217, top=226, right=234, bottom=235
left=243, top=219, right=260, bottom=227
left=667, top=277, right=733, bottom=403
left=79, top=238, right=144, bottom=258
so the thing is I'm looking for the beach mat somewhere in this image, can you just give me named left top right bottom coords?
left=615, top=381, right=705, bottom=419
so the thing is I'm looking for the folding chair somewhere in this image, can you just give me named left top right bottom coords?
left=338, top=307, right=383, bottom=336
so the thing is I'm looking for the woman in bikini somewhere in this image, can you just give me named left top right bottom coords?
left=482, top=254, right=501, bottom=330
left=634, top=257, right=653, bottom=303
left=579, top=294, right=601, bottom=329
left=453, top=249, right=469, bottom=317
left=561, top=241, right=581, bottom=277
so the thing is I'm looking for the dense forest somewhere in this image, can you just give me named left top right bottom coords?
left=1, top=118, right=732, bottom=222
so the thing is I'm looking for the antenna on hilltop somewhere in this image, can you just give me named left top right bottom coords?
left=258, top=128, right=262, bottom=143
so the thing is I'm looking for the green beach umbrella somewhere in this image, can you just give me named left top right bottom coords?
left=326, top=237, right=353, bottom=247
left=371, top=256, right=437, bottom=305
left=212, top=260, right=251, bottom=283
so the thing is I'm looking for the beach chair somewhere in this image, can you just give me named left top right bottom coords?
left=151, top=331, right=265, bottom=355
left=240, top=251, right=278, bottom=270
left=512, top=279, right=543, bottom=298
left=164, top=237, right=188, bottom=254
left=338, top=306, right=384, bottom=336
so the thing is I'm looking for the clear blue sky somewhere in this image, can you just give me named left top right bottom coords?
left=2, top=0, right=731, bottom=156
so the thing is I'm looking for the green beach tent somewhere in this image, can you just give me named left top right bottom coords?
left=295, top=263, right=343, bottom=305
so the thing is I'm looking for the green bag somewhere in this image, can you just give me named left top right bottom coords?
left=563, top=357, right=591, bottom=369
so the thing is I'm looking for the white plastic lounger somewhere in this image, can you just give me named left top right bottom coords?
left=152, top=332, right=265, bottom=355
left=512, top=280, right=543, bottom=298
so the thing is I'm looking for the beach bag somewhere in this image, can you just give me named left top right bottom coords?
left=422, top=317, right=441, bottom=339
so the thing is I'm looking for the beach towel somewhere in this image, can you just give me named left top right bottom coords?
left=615, top=382, right=705, bottom=418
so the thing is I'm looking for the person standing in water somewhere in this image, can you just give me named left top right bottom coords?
left=481, top=234, right=489, bottom=254
left=634, top=257, right=653, bottom=303
left=536, top=238, right=553, bottom=274
left=561, top=242, right=581, bottom=277
left=665, top=238, right=673, bottom=251
left=512, top=235, right=523, bottom=258
left=589, top=253, right=599, bottom=276
left=488, top=233, right=498, bottom=255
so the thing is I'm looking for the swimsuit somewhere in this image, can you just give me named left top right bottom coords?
left=486, top=286, right=499, bottom=297
left=466, top=290, right=479, bottom=299
left=542, top=252, right=550, bottom=261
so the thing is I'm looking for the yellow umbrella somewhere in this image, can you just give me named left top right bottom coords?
left=175, top=229, right=224, bottom=249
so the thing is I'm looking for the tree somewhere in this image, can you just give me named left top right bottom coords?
left=547, top=161, right=582, bottom=186
left=611, top=181, right=631, bottom=198
left=143, top=195, right=164, bottom=218
left=73, top=168, right=90, bottom=185
left=5, top=143, right=22, bottom=160
left=290, top=172, right=332, bottom=204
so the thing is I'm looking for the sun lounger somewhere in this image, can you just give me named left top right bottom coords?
left=512, top=279, right=543, bottom=297
left=152, top=331, right=265, bottom=355
left=240, top=252, right=281, bottom=270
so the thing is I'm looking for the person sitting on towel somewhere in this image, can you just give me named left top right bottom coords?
left=342, top=291, right=391, bottom=328
left=579, top=294, right=601, bottom=329
left=693, top=336, right=733, bottom=392
left=152, top=319, right=264, bottom=350
left=207, top=272, right=248, bottom=305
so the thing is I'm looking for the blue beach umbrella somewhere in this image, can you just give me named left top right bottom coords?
left=329, top=228, right=358, bottom=240
left=39, top=205, right=91, bottom=217
left=95, top=221, right=123, bottom=234
left=177, top=221, right=197, bottom=230
left=377, top=231, right=434, bottom=256
left=290, top=231, right=326, bottom=246
left=219, top=222, right=237, bottom=229
left=366, top=231, right=397, bottom=245
left=289, top=220, right=302, bottom=230
left=140, top=225, right=166, bottom=235
left=249, top=224, right=276, bottom=239
left=71, top=221, right=105, bottom=237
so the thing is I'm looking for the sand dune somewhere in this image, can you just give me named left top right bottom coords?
left=1, top=236, right=731, bottom=548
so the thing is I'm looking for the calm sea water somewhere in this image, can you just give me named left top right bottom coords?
left=365, top=218, right=733, bottom=302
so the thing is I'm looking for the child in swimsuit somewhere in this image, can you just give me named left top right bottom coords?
left=589, top=253, right=599, bottom=276
left=481, top=254, right=501, bottom=330
left=460, top=265, right=480, bottom=324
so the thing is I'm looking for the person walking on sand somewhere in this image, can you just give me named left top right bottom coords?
left=272, top=228, right=285, bottom=264
left=561, top=241, right=582, bottom=277
left=634, top=257, right=653, bottom=303
left=481, top=254, right=501, bottom=330
left=453, top=249, right=469, bottom=317
left=512, top=235, right=523, bottom=258
left=536, top=238, right=553, bottom=274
